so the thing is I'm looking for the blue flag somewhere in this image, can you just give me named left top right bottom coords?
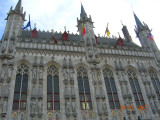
left=22, top=15, right=31, bottom=30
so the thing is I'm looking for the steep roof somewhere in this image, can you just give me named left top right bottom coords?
left=81, top=3, right=87, bottom=19
left=21, top=30, right=139, bottom=48
left=14, top=0, right=22, bottom=12
left=134, top=12, right=143, bottom=29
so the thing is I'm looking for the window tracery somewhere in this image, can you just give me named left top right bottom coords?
left=47, top=65, right=60, bottom=110
left=13, top=64, right=29, bottom=110
left=127, top=69, right=145, bottom=106
left=77, top=66, right=92, bottom=110
left=149, top=69, right=160, bottom=101
left=103, top=68, right=120, bottom=109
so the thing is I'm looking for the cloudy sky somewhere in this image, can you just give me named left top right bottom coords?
left=0, top=0, right=160, bottom=49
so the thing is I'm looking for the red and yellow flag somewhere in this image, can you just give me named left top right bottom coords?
left=82, top=23, right=85, bottom=36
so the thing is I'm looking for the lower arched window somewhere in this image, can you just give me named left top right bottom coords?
left=77, top=67, right=92, bottom=110
left=47, top=65, right=60, bottom=110
left=149, top=69, right=160, bottom=101
left=127, top=69, right=145, bottom=106
left=103, top=68, right=120, bottom=109
left=13, top=64, right=29, bottom=110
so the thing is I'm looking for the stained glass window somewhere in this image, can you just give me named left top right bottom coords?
left=13, top=64, right=29, bottom=110
left=103, top=68, right=120, bottom=109
left=127, top=69, right=145, bottom=106
left=77, top=67, right=92, bottom=110
left=149, top=69, right=160, bottom=102
left=47, top=65, right=60, bottom=110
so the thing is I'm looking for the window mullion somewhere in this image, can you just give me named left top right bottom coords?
left=109, top=77, right=116, bottom=109
left=82, top=76, right=86, bottom=110
left=131, top=77, right=142, bottom=106
left=52, top=76, right=54, bottom=110
left=19, top=73, right=23, bottom=110
left=155, top=78, right=160, bottom=92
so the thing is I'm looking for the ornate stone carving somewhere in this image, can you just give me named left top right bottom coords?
left=2, top=100, right=8, bottom=113
left=30, top=100, right=36, bottom=115
left=8, top=42, right=14, bottom=53
left=63, top=68, right=68, bottom=84
left=88, top=48, right=93, bottom=57
left=1, top=65, right=6, bottom=82
left=7, top=66, right=13, bottom=82
left=102, top=100, right=108, bottom=115
left=4, top=85, right=9, bottom=97
left=1, top=40, right=7, bottom=53
left=38, top=99, right=43, bottom=117
left=72, top=101, right=77, bottom=116
left=39, top=67, right=43, bottom=83
left=65, top=100, right=70, bottom=116
left=91, top=70, right=96, bottom=85
left=97, top=69, right=102, bottom=84
left=97, top=99, right=102, bottom=116
left=32, top=67, right=37, bottom=82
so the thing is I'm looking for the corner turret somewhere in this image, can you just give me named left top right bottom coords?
left=133, top=12, right=160, bottom=63
left=121, top=23, right=132, bottom=42
left=0, top=0, right=26, bottom=59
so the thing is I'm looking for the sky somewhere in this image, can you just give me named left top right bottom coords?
left=0, top=0, right=160, bottom=49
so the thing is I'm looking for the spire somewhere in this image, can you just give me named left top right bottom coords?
left=133, top=12, right=143, bottom=29
left=15, top=0, right=22, bottom=12
left=81, top=3, right=87, bottom=19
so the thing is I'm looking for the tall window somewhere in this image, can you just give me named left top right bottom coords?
left=47, top=65, right=60, bottom=110
left=103, top=68, right=120, bottom=109
left=77, top=66, right=92, bottom=110
left=13, top=64, right=29, bottom=110
left=127, top=69, right=145, bottom=106
left=149, top=69, right=160, bottom=101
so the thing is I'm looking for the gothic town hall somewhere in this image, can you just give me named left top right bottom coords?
left=0, top=0, right=160, bottom=120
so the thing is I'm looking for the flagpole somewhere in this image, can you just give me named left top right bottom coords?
left=29, top=14, right=31, bottom=31
left=29, top=14, right=32, bottom=39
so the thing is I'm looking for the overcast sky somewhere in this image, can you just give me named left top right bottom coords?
left=0, top=0, right=160, bottom=49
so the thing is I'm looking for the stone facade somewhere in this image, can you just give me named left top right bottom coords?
left=0, top=0, right=160, bottom=120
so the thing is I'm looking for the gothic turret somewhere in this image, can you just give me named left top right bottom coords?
left=122, top=23, right=132, bottom=42
left=77, top=3, right=99, bottom=64
left=80, top=3, right=87, bottom=19
left=134, top=13, right=143, bottom=30
left=134, top=12, right=160, bottom=63
left=0, top=0, right=26, bottom=59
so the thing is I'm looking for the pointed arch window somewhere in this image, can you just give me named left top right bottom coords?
left=127, top=69, right=145, bottom=106
left=149, top=69, right=160, bottom=101
left=77, top=67, right=92, bottom=110
left=47, top=65, right=60, bottom=110
left=103, top=68, right=120, bottom=109
left=13, top=64, right=29, bottom=110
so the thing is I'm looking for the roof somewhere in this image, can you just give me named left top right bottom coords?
left=22, top=30, right=139, bottom=48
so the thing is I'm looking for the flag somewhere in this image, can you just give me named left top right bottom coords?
left=62, top=31, right=69, bottom=41
left=22, top=15, right=31, bottom=30
left=105, top=23, right=110, bottom=36
left=147, top=33, right=154, bottom=41
left=95, top=35, right=98, bottom=43
left=52, top=36, right=57, bottom=44
left=31, top=28, right=38, bottom=38
left=115, top=36, right=124, bottom=47
left=82, top=23, right=86, bottom=36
